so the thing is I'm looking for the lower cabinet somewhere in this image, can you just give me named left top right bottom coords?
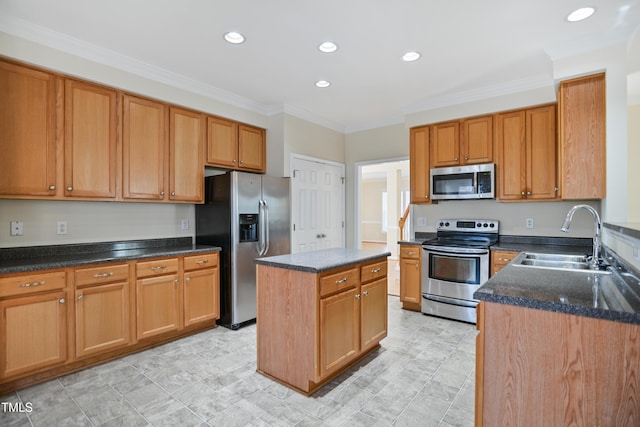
left=399, top=244, right=422, bottom=311
left=183, top=253, right=220, bottom=327
left=136, top=258, right=181, bottom=340
left=256, top=256, right=389, bottom=395
left=490, top=250, right=518, bottom=276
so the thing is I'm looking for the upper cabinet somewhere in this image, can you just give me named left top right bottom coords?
left=410, top=126, right=431, bottom=204
left=169, top=108, right=205, bottom=202
left=122, top=94, right=167, bottom=201
left=0, top=61, right=58, bottom=197
left=495, top=104, right=558, bottom=201
left=558, top=73, right=606, bottom=199
left=430, top=115, right=493, bottom=168
left=64, top=79, right=118, bottom=199
left=206, top=117, right=266, bottom=173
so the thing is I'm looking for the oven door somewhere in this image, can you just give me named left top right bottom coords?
left=421, top=245, right=489, bottom=301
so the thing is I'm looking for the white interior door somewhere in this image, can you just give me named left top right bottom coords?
left=291, top=156, right=345, bottom=253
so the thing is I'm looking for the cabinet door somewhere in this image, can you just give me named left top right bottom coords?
left=526, top=105, right=557, bottom=200
left=361, top=278, right=387, bottom=351
left=410, top=126, right=431, bottom=203
left=495, top=111, right=526, bottom=200
left=122, top=95, right=167, bottom=200
left=400, top=257, right=421, bottom=305
left=64, top=79, right=118, bottom=199
left=206, top=116, right=238, bottom=168
left=0, top=291, right=67, bottom=379
left=430, top=121, right=459, bottom=168
left=490, top=250, right=518, bottom=276
left=184, top=268, right=219, bottom=326
left=461, top=116, right=493, bottom=164
left=319, top=288, right=359, bottom=378
left=169, top=107, right=204, bottom=202
left=558, top=73, right=606, bottom=199
left=0, top=61, right=58, bottom=197
left=238, top=125, right=266, bottom=172
left=76, top=282, right=130, bottom=358
left=136, top=273, right=181, bottom=339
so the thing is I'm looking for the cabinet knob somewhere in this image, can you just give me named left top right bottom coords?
left=464, top=156, right=468, bottom=160
left=521, top=191, right=525, bottom=196
left=554, top=187, right=559, bottom=192
left=186, top=277, right=190, bottom=282
left=59, top=298, right=66, bottom=304
left=454, top=157, right=458, bottom=161
left=232, top=159, right=237, bottom=163
left=527, top=191, right=531, bottom=195
left=78, top=295, right=83, bottom=301
left=160, top=191, right=165, bottom=196
left=171, top=192, right=176, bottom=196
left=67, top=186, right=73, bottom=191
left=240, top=160, right=244, bottom=164
left=175, top=279, right=179, bottom=284
left=416, top=263, right=419, bottom=269
left=363, top=290, right=369, bottom=296
left=355, top=294, right=361, bottom=300
left=49, top=185, right=56, bottom=190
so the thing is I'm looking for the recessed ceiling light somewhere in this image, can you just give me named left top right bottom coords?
left=567, top=7, right=595, bottom=22
left=315, top=80, right=331, bottom=88
left=224, top=31, right=245, bottom=44
left=318, top=42, right=338, bottom=53
left=402, top=51, right=421, bottom=62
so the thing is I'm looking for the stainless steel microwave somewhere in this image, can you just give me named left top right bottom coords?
left=430, top=164, right=495, bottom=200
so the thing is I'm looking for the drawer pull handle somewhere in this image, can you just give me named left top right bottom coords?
left=371, top=268, right=382, bottom=273
left=196, top=260, right=209, bottom=264
left=93, top=272, right=114, bottom=278
left=335, top=278, right=348, bottom=284
left=19, top=281, right=45, bottom=288
left=406, top=251, right=416, bottom=255
left=151, top=266, right=168, bottom=271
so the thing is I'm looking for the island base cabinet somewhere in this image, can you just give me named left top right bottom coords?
left=361, top=278, right=387, bottom=351
left=320, top=288, right=359, bottom=378
left=476, top=302, right=640, bottom=426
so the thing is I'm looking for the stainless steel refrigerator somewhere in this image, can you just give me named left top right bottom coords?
left=195, top=171, right=290, bottom=329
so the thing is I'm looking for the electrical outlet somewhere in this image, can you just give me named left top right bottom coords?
left=10, top=221, right=24, bottom=236
left=57, top=221, right=68, bottom=235
left=181, top=219, right=189, bottom=230
left=417, top=217, right=427, bottom=227
left=525, top=218, right=534, bottom=229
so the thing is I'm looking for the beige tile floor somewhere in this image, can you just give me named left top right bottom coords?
left=1, top=297, right=476, bottom=427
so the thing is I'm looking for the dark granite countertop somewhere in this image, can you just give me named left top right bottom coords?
left=255, top=248, right=391, bottom=273
left=490, top=235, right=592, bottom=254
left=475, top=251, right=640, bottom=325
left=0, top=238, right=221, bottom=274
left=604, top=222, right=640, bottom=240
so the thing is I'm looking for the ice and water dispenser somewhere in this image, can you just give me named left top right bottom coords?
left=239, top=214, right=258, bottom=242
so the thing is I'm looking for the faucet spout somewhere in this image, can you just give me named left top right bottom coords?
left=560, top=204, right=602, bottom=269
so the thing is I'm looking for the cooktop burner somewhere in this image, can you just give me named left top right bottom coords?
left=424, top=218, right=500, bottom=249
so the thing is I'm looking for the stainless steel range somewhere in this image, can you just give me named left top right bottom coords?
left=421, top=219, right=499, bottom=323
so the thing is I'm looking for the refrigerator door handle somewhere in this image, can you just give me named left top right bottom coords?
left=263, top=200, right=270, bottom=256
left=258, top=200, right=267, bottom=256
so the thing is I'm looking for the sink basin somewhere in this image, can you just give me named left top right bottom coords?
left=512, top=252, right=610, bottom=274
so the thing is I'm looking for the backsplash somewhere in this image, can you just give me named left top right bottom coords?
left=602, top=223, right=640, bottom=272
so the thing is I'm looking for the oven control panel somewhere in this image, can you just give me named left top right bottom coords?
left=436, top=219, right=499, bottom=233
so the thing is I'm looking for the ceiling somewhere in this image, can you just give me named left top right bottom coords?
left=1, top=0, right=640, bottom=133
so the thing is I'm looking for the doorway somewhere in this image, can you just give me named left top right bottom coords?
left=356, top=158, right=410, bottom=296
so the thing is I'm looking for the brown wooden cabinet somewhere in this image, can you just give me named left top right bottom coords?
left=0, top=60, right=58, bottom=197
left=256, top=255, right=388, bottom=395
left=490, top=250, right=518, bottom=276
left=476, top=302, right=640, bottom=426
left=136, top=258, right=181, bottom=340
left=207, top=117, right=266, bottom=173
left=495, top=104, right=557, bottom=201
left=64, top=79, right=118, bottom=199
left=410, top=126, right=431, bottom=203
left=122, top=95, right=167, bottom=201
left=0, top=271, right=68, bottom=380
left=399, top=244, right=421, bottom=311
left=558, top=73, right=606, bottom=199
left=183, top=253, right=219, bottom=327
left=431, top=116, right=493, bottom=168
left=74, top=263, right=131, bottom=358
left=169, top=107, right=205, bottom=202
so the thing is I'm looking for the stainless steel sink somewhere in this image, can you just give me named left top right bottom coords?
left=512, top=252, right=610, bottom=274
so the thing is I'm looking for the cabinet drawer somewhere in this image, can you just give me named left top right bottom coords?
left=184, top=253, right=219, bottom=271
left=492, top=250, right=517, bottom=266
left=360, top=260, right=387, bottom=283
left=400, top=246, right=421, bottom=259
left=75, top=263, right=129, bottom=287
left=0, top=271, right=67, bottom=298
left=320, top=267, right=359, bottom=297
left=136, top=258, right=179, bottom=278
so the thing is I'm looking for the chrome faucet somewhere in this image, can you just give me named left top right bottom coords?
left=561, top=204, right=602, bottom=270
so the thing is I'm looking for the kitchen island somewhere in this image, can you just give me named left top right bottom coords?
left=473, top=250, right=640, bottom=426
left=255, top=248, right=390, bottom=395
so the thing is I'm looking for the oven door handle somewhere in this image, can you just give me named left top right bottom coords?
left=422, top=246, right=489, bottom=256
left=423, top=294, right=478, bottom=308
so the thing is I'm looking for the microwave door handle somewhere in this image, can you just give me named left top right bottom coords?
left=474, top=172, right=479, bottom=198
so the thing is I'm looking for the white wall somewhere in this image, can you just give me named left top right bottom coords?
left=629, top=104, right=640, bottom=221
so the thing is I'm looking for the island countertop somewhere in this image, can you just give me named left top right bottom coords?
left=254, top=248, right=391, bottom=273
left=474, top=251, right=640, bottom=325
